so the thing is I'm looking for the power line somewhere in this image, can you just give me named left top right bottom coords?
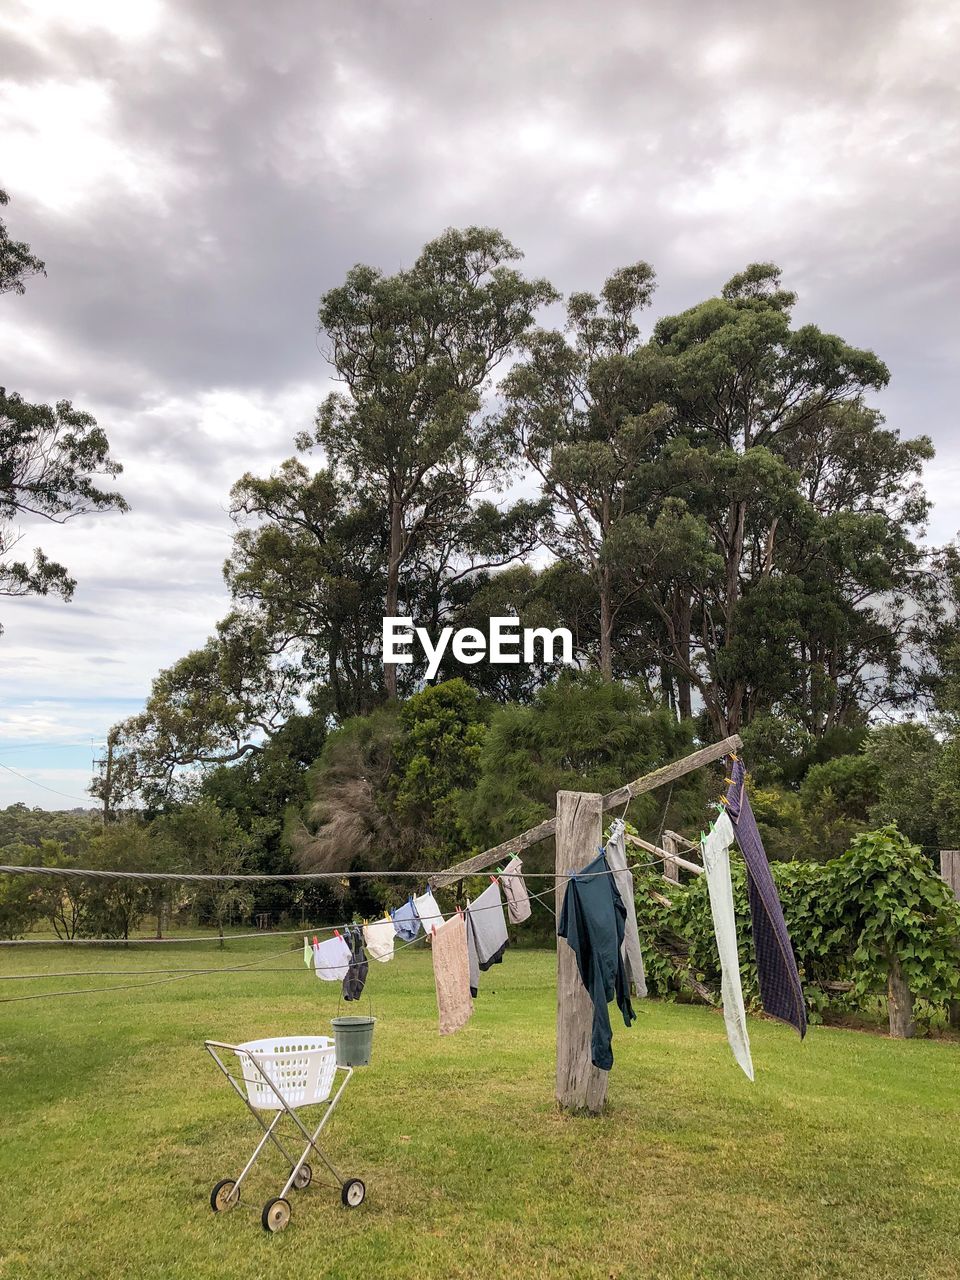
left=0, top=761, right=93, bottom=804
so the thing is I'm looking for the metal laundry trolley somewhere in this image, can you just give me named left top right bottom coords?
left=204, top=1034, right=365, bottom=1232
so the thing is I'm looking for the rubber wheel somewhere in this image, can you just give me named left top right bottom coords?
left=341, top=1178, right=365, bottom=1208
left=293, top=1162, right=312, bottom=1190
left=210, top=1178, right=239, bottom=1212
left=261, top=1197, right=291, bottom=1233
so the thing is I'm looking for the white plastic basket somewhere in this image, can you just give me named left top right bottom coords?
left=234, top=1036, right=337, bottom=1110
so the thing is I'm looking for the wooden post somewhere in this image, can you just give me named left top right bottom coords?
left=940, top=853, right=960, bottom=1030
left=555, top=790, right=607, bottom=1114
left=661, top=831, right=680, bottom=884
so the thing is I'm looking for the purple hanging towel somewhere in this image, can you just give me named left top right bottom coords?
left=725, top=758, right=807, bottom=1038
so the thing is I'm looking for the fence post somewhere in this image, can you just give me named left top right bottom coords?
left=661, top=831, right=681, bottom=883
left=555, top=789, right=607, bottom=1114
left=940, top=852, right=960, bottom=1030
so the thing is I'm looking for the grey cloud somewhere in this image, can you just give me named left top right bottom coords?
left=1, top=0, right=958, bottom=799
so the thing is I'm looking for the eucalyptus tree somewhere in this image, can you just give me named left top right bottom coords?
left=498, top=262, right=672, bottom=681
left=639, top=263, right=925, bottom=735
left=310, top=226, right=556, bottom=697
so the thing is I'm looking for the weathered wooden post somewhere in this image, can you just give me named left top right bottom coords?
left=555, top=789, right=607, bottom=1114
left=661, top=831, right=681, bottom=883
left=940, top=852, right=960, bottom=1030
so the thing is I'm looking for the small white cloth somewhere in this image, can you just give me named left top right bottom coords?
left=363, top=917, right=395, bottom=963
left=303, top=936, right=312, bottom=967
left=500, top=856, right=532, bottom=924
left=313, top=934, right=352, bottom=981
left=702, top=811, right=754, bottom=1081
left=412, top=889, right=444, bottom=935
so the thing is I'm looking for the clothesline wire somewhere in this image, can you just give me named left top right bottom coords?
left=0, top=852, right=679, bottom=950
left=0, top=878, right=565, bottom=989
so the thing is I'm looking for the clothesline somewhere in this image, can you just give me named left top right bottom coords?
left=0, top=852, right=674, bottom=949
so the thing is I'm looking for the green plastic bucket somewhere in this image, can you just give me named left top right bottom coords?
left=331, top=1015, right=376, bottom=1067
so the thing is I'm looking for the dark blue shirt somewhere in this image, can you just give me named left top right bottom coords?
left=558, top=852, right=636, bottom=1070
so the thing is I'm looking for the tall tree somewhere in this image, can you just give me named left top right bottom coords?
left=499, top=263, right=671, bottom=681
left=638, top=263, right=921, bottom=734
left=310, top=226, right=556, bottom=697
left=92, top=613, right=300, bottom=809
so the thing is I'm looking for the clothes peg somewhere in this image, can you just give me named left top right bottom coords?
left=334, top=929, right=341, bottom=939
left=312, top=935, right=318, bottom=946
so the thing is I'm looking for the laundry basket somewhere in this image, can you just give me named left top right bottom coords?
left=235, top=1036, right=337, bottom=1110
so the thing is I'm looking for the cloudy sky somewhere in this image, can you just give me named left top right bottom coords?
left=1, top=0, right=958, bottom=807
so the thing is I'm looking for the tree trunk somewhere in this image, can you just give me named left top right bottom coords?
left=599, top=567, right=613, bottom=681
left=555, top=790, right=608, bottom=1114
left=384, top=488, right=402, bottom=700
left=676, top=594, right=692, bottom=720
left=887, top=955, right=915, bottom=1039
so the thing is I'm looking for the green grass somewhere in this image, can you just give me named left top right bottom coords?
left=1, top=942, right=959, bottom=1279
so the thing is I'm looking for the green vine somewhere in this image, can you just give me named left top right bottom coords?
left=625, top=824, right=960, bottom=1030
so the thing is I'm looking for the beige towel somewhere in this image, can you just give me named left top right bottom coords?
left=431, top=914, right=474, bottom=1036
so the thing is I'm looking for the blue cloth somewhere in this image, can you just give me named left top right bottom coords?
left=391, top=897, right=421, bottom=942
left=557, top=851, right=636, bottom=1070
left=725, top=759, right=806, bottom=1038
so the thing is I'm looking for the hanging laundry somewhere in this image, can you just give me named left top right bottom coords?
left=431, top=913, right=474, bottom=1035
left=303, top=936, right=312, bottom=967
left=500, top=855, right=532, bottom=925
left=412, top=889, right=444, bottom=936
left=341, top=926, right=369, bottom=1001
left=465, top=880, right=509, bottom=997
left=701, top=811, right=754, bottom=1081
left=558, top=851, right=636, bottom=1071
left=724, top=759, right=807, bottom=1038
left=604, top=819, right=647, bottom=999
left=391, top=897, right=421, bottom=942
left=364, top=916, right=395, bottom=963
left=313, top=933, right=352, bottom=982
left=466, top=911, right=480, bottom=998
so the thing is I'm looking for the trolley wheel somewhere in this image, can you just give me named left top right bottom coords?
left=293, top=1162, right=312, bottom=1190
left=341, top=1178, right=365, bottom=1208
left=210, top=1178, right=239, bottom=1212
left=261, top=1197, right=291, bottom=1233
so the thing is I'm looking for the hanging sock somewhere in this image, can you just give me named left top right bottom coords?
left=500, top=856, right=532, bottom=924
left=341, top=926, right=369, bottom=1001
left=363, top=917, right=395, bottom=963
left=313, top=933, right=352, bottom=982
left=303, top=936, right=312, bottom=968
left=431, top=915, right=474, bottom=1035
left=557, top=851, right=635, bottom=1071
left=701, top=811, right=754, bottom=1080
left=391, top=897, right=421, bottom=942
left=604, top=819, right=647, bottom=999
left=412, top=889, right=444, bottom=936
left=724, top=759, right=806, bottom=1038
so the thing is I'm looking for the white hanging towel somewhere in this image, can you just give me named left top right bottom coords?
left=412, top=889, right=444, bottom=936
left=313, top=933, right=352, bottom=981
left=605, top=819, right=647, bottom=998
left=303, top=936, right=312, bottom=967
left=364, top=917, right=396, bottom=963
left=702, top=811, right=754, bottom=1081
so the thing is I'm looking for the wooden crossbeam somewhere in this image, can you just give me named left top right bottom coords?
left=624, top=832, right=704, bottom=877
left=432, top=733, right=741, bottom=889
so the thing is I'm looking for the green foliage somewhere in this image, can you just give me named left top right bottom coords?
left=0, top=189, right=45, bottom=296
left=460, top=673, right=698, bottom=849
left=390, top=680, right=487, bottom=861
left=632, top=824, right=960, bottom=1030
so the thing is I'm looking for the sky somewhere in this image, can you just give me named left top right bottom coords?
left=1, top=0, right=958, bottom=808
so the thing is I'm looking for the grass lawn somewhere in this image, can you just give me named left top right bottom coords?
left=1, top=941, right=959, bottom=1279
